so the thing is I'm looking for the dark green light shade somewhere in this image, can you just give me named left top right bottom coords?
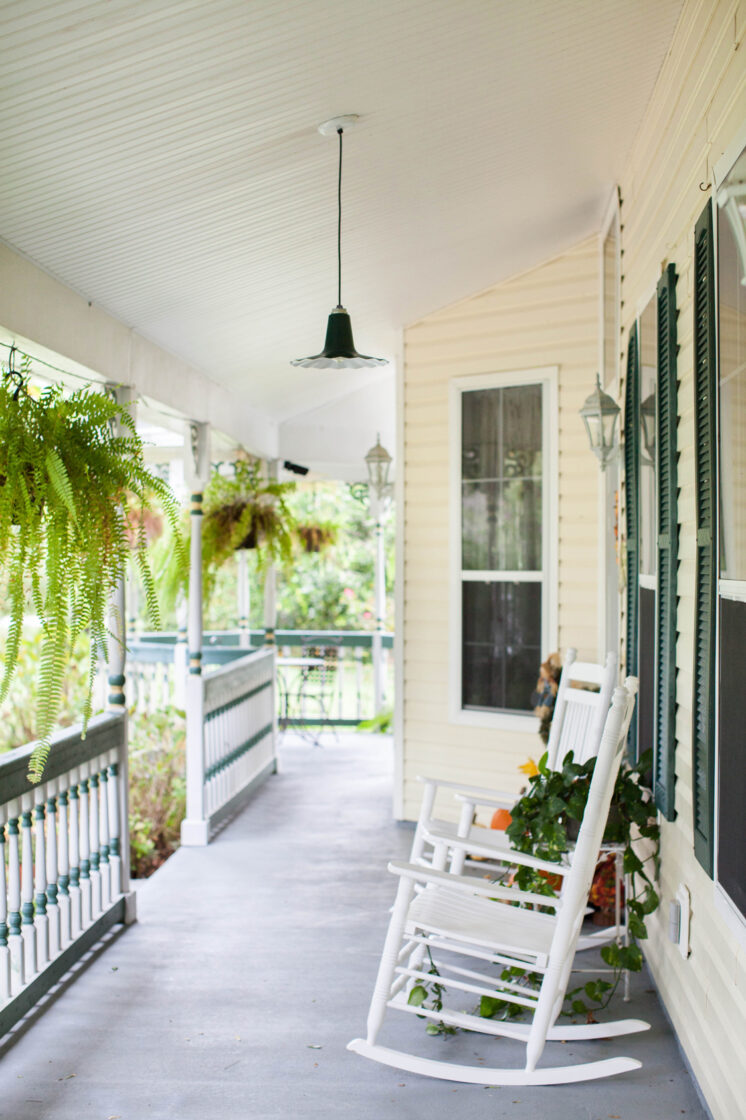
left=291, top=306, right=388, bottom=369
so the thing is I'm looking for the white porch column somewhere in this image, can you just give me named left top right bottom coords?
left=237, top=549, right=251, bottom=648
left=106, top=385, right=135, bottom=716
left=263, top=459, right=279, bottom=649
left=174, top=599, right=188, bottom=709
left=181, top=421, right=211, bottom=847
left=371, top=493, right=387, bottom=715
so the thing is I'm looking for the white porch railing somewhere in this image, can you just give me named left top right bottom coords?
left=127, top=629, right=395, bottom=724
left=181, top=647, right=276, bottom=846
left=0, top=713, right=135, bottom=1037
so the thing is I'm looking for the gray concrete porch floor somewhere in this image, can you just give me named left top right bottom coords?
left=0, top=733, right=708, bottom=1120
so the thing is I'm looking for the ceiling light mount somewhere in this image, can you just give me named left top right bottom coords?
left=318, top=114, right=359, bottom=137
left=291, top=114, right=387, bottom=370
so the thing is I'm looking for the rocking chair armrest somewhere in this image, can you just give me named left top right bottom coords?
left=387, top=861, right=560, bottom=911
left=453, top=791, right=515, bottom=810
left=415, top=775, right=512, bottom=802
left=421, top=826, right=572, bottom=879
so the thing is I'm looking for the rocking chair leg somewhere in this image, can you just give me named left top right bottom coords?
left=366, top=877, right=414, bottom=1045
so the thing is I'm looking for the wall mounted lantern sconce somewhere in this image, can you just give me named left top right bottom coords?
left=364, top=434, right=393, bottom=501
left=580, top=373, right=621, bottom=470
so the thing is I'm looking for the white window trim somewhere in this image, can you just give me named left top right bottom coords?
left=449, top=366, right=558, bottom=731
left=713, top=158, right=746, bottom=936
left=597, top=192, right=622, bottom=664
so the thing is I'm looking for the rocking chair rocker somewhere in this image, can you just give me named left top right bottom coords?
left=348, top=679, right=646, bottom=1086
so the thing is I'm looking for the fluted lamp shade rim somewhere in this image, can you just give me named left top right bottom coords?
left=291, top=306, right=388, bottom=369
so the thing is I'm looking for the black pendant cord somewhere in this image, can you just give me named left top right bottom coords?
left=337, top=127, right=343, bottom=308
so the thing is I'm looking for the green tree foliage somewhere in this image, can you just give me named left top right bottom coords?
left=275, top=482, right=394, bottom=631
left=197, top=480, right=395, bottom=633
left=128, top=705, right=186, bottom=878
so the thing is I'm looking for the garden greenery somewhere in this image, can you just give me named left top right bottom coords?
left=156, top=459, right=297, bottom=617
left=128, top=704, right=186, bottom=878
left=0, top=357, right=182, bottom=780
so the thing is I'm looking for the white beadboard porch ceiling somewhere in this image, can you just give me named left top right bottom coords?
left=0, top=0, right=682, bottom=442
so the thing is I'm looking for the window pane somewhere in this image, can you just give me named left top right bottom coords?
left=462, top=581, right=541, bottom=712
left=462, top=480, right=541, bottom=569
left=462, top=384, right=542, bottom=571
left=718, top=597, right=746, bottom=917
left=717, top=155, right=746, bottom=581
left=638, top=297, right=657, bottom=578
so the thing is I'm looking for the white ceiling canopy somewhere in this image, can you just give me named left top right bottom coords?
left=0, top=0, right=682, bottom=474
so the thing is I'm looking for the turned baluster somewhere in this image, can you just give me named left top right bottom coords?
left=45, top=781, right=60, bottom=958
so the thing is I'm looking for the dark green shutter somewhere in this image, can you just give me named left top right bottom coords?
left=654, top=264, right=678, bottom=819
left=692, top=201, right=717, bottom=875
left=624, top=323, right=640, bottom=758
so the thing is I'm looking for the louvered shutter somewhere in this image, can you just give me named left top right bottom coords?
left=624, top=323, right=640, bottom=759
left=692, top=201, right=717, bottom=875
left=654, top=264, right=678, bottom=819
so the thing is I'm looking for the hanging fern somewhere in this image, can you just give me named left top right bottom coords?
left=156, top=458, right=297, bottom=615
left=0, top=357, right=185, bottom=781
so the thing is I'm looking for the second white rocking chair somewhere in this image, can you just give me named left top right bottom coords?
left=348, top=678, right=646, bottom=1086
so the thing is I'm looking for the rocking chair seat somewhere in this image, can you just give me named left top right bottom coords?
left=407, top=883, right=556, bottom=959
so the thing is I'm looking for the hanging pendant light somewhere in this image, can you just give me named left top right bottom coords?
left=292, top=116, right=388, bottom=369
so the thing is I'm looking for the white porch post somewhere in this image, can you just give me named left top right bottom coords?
left=371, top=493, right=386, bottom=715
left=173, top=600, right=188, bottom=709
left=263, top=459, right=279, bottom=649
left=104, top=385, right=137, bottom=922
left=181, top=421, right=211, bottom=847
left=237, top=549, right=251, bottom=648
left=106, top=385, right=135, bottom=716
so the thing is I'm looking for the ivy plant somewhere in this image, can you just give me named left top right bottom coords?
left=497, top=746, right=660, bottom=1014
left=0, top=356, right=182, bottom=780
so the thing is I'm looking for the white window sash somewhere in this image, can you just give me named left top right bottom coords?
left=449, top=367, right=558, bottom=729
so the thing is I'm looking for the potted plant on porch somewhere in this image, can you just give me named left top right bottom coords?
left=157, top=458, right=298, bottom=614
left=0, top=353, right=183, bottom=780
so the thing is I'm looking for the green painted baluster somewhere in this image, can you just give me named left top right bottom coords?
left=68, top=781, right=82, bottom=937
left=107, top=762, right=122, bottom=896
left=57, top=788, right=71, bottom=946
left=45, top=787, right=60, bottom=957
left=6, top=815, right=24, bottom=992
left=98, top=766, right=111, bottom=908
left=0, top=824, right=9, bottom=1001
left=20, top=805, right=36, bottom=981
left=33, top=799, right=49, bottom=966
left=88, top=773, right=102, bottom=917
left=78, top=777, right=91, bottom=928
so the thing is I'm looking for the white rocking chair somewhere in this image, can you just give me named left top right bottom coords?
left=348, top=679, right=646, bottom=1086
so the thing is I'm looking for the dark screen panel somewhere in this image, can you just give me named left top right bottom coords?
left=638, top=586, right=655, bottom=757
left=717, top=597, right=746, bottom=918
left=462, top=581, right=541, bottom=713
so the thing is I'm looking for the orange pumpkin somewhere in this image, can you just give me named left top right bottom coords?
left=490, top=808, right=512, bottom=830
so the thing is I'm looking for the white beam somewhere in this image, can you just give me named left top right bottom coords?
left=0, top=242, right=278, bottom=458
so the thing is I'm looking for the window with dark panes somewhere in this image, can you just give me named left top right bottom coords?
left=637, top=297, right=657, bottom=760
left=716, top=143, right=746, bottom=916
left=461, top=383, right=544, bottom=714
